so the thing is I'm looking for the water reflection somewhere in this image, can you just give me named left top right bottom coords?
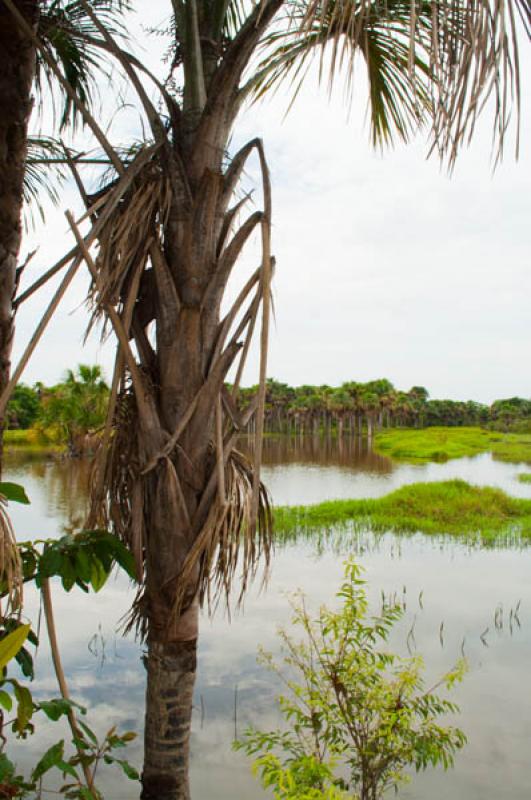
left=3, top=447, right=531, bottom=800
left=5, top=450, right=91, bottom=537
left=240, top=434, right=395, bottom=472
left=240, top=435, right=531, bottom=504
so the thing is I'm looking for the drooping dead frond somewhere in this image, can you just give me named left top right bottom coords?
left=83, top=151, right=172, bottom=335
left=0, top=497, right=24, bottom=617
left=87, top=379, right=141, bottom=540
left=168, top=446, right=274, bottom=622
left=73, top=131, right=277, bottom=643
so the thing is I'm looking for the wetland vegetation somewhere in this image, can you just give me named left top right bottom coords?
left=374, top=427, right=531, bottom=465
left=7, top=372, right=531, bottom=462
left=274, top=480, right=531, bottom=542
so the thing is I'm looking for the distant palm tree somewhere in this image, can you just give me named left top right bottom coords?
left=0, top=0, right=127, bottom=467
left=37, top=363, right=109, bottom=454
left=5, top=0, right=528, bottom=797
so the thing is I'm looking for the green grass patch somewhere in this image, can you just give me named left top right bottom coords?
left=274, top=480, right=531, bottom=543
left=3, top=429, right=64, bottom=453
left=517, top=473, right=531, bottom=484
left=4, top=430, right=33, bottom=445
left=374, top=426, right=531, bottom=464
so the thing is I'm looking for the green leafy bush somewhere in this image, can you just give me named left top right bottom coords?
left=236, top=562, right=467, bottom=800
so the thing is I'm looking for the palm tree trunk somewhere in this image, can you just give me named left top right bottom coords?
left=0, top=0, right=38, bottom=470
left=142, top=619, right=198, bottom=800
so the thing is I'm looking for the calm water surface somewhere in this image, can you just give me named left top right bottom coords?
left=4, top=439, right=531, bottom=799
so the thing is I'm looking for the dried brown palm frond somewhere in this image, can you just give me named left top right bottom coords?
left=167, top=445, right=274, bottom=622
left=0, top=497, right=24, bottom=616
left=87, top=379, right=141, bottom=537
left=84, top=156, right=173, bottom=335
left=119, top=448, right=273, bottom=640
left=68, top=131, right=277, bottom=643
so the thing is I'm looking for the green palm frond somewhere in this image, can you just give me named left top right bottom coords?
left=203, top=0, right=248, bottom=41
left=219, top=0, right=249, bottom=39
left=36, top=0, right=131, bottom=130
left=23, top=136, right=66, bottom=229
left=249, top=0, right=434, bottom=146
left=248, top=0, right=528, bottom=160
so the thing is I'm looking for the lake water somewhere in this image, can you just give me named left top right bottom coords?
left=4, top=438, right=531, bottom=799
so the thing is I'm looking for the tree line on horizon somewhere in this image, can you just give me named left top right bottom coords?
left=6, top=370, right=531, bottom=450
left=238, top=379, right=531, bottom=435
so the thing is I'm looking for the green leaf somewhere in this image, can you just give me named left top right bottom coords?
left=39, top=547, right=63, bottom=578
left=0, top=625, right=30, bottom=669
left=0, top=752, right=15, bottom=781
left=13, top=680, right=34, bottom=733
left=60, top=557, right=77, bottom=592
left=110, top=543, right=136, bottom=580
left=0, top=690, right=12, bottom=712
left=114, top=758, right=140, bottom=781
left=39, top=698, right=74, bottom=721
left=32, top=740, right=65, bottom=781
left=72, top=736, right=90, bottom=750
left=16, top=646, right=35, bottom=679
left=57, top=759, right=79, bottom=780
left=0, top=482, right=30, bottom=504
left=90, top=558, right=108, bottom=592
left=75, top=548, right=93, bottom=583
left=78, top=720, right=98, bottom=745
left=21, top=549, right=38, bottom=581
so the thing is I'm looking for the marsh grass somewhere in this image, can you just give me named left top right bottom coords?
left=374, top=426, right=531, bottom=464
left=517, top=473, right=531, bottom=484
left=3, top=429, right=63, bottom=453
left=274, top=480, right=531, bottom=544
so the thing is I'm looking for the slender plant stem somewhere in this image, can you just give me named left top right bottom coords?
left=41, top=578, right=96, bottom=796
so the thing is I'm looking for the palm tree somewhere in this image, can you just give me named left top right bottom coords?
left=0, top=0, right=127, bottom=467
left=4, top=0, right=528, bottom=798
left=37, top=363, right=109, bottom=454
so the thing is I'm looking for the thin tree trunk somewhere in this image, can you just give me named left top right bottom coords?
left=142, top=625, right=198, bottom=800
left=0, top=0, right=38, bottom=471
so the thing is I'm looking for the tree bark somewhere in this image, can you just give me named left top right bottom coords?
left=140, top=288, right=219, bottom=798
left=141, top=611, right=199, bottom=800
left=0, top=0, right=38, bottom=470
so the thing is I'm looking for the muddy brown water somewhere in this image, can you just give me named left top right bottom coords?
left=4, top=438, right=531, bottom=799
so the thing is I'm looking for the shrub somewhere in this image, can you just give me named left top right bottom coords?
left=236, top=561, right=467, bottom=800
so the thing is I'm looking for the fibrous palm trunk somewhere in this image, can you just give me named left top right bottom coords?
left=0, top=0, right=37, bottom=471
left=68, top=63, right=277, bottom=793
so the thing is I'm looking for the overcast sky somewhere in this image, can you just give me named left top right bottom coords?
left=14, top=2, right=530, bottom=404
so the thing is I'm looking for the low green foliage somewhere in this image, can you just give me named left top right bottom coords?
left=374, top=426, right=531, bottom=464
left=517, top=473, right=531, bottom=484
left=5, top=385, right=40, bottom=430
left=0, top=481, right=139, bottom=798
left=35, top=365, right=108, bottom=455
left=0, top=712, right=139, bottom=798
left=0, top=482, right=30, bottom=505
left=235, top=561, right=466, bottom=800
left=3, top=428, right=65, bottom=454
left=274, top=480, right=531, bottom=542
left=16, top=529, right=137, bottom=594
left=0, top=625, right=30, bottom=670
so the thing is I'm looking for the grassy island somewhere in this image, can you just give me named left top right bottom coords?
left=274, top=480, right=531, bottom=542
left=517, top=473, right=531, bottom=484
left=3, top=429, right=64, bottom=454
left=374, top=426, right=531, bottom=464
